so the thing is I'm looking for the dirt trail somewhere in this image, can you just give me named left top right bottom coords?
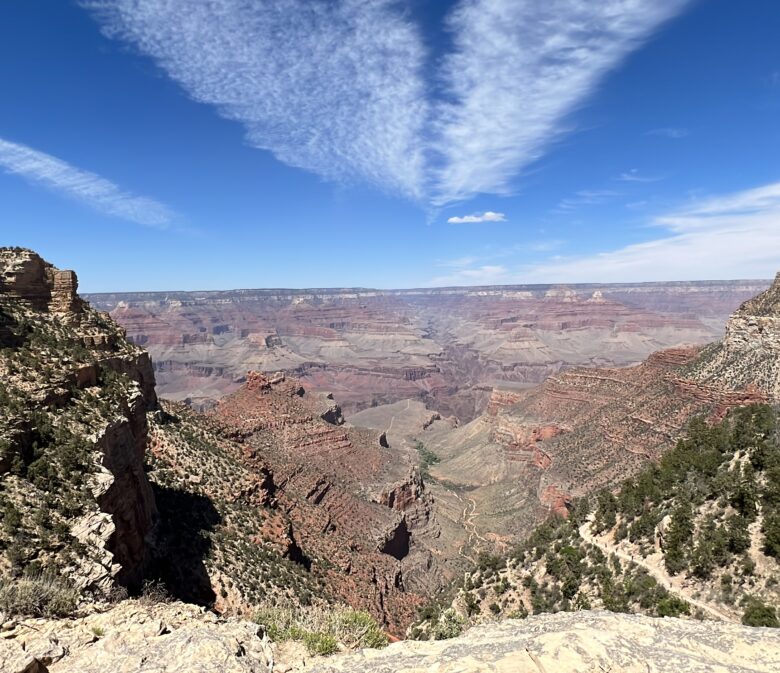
left=385, top=399, right=411, bottom=435
left=579, top=517, right=732, bottom=622
left=444, top=488, right=489, bottom=562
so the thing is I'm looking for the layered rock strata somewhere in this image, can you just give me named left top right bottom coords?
left=86, top=279, right=767, bottom=418
left=0, top=248, right=157, bottom=592
left=417, top=273, right=780, bottom=548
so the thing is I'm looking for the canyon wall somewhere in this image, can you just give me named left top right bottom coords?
left=86, top=280, right=767, bottom=419
left=0, top=248, right=157, bottom=591
left=401, top=274, right=780, bottom=551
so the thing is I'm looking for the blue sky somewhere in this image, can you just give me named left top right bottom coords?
left=1, top=0, right=779, bottom=291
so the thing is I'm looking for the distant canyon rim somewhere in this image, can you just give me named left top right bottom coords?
left=87, top=280, right=769, bottom=421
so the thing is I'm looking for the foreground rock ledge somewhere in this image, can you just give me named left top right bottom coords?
left=311, top=611, right=780, bottom=673
left=0, top=600, right=272, bottom=673
left=1, top=604, right=779, bottom=673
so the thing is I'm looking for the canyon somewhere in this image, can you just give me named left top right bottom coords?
left=86, top=280, right=767, bottom=420
left=2, top=248, right=779, bottom=672
left=355, top=274, right=780, bottom=558
left=0, top=249, right=460, bottom=636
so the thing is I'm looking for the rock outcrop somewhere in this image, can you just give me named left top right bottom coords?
left=3, top=604, right=777, bottom=673
left=0, top=248, right=157, bottom=593
left=686, top=271, right=780, bottom=399
left=0, top=600, right=272, bottom=673
left=205, top=372, right=444, bottom=631
left=309, top=611, right=780, bottom=673
left=145, top=371, right=446, bottom=633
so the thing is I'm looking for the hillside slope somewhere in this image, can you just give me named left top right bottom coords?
left=0, top=248, right=157, bottom=596
left=414, top=404, right=780, bottom=637
left=146, top=370, right=458, bottom=633
left=409, top=273, right=780, bottom=552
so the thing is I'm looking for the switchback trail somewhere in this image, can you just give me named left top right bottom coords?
left=579, top=517, right=732, bottom=622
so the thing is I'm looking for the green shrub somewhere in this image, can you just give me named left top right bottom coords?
left=742, top=598, right=779, bottom=628
left=335, top=609, right=389, bottom=649
left=656, top=594, right=690, bottom=618
left=255, top=601, right=388, bottom=655
left=431, top=608, right=464, bottom=640
left=302, top=631, right=339, bottom=656
left=0, top=574, right=78, bottom=617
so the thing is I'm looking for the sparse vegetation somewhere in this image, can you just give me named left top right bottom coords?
left=415, top=441, right=440, bottom=479
left=255, top=600, right=388, bottom=655
left=0, top=573, right=78, bottom=617
left=0, top=287, right=150, bottom=590
left=412, top=405, right=780, bottom=637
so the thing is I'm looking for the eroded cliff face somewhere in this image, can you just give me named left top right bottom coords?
left=85, top=280, right=767, bottom=419
left=209, top=372, right=444, bottom=630
left=415, top=273, right=780, bottom=551
left=0, top=248, right=157, bottom=592
left=685, top=271, right=780, bottom=400
left=145, top=370, right=446, bottom=633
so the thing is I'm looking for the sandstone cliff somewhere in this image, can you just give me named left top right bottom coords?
left=686, top=271, right=780, bottom=400
left=0, top=248, right=157, bottom=593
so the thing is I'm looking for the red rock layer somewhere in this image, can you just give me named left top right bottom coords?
left=207, top=372, right=436, bottom=632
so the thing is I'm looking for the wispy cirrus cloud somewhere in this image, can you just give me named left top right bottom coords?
left=83, top=0, right=428, bottom=200
left=478, top=181, right=780, bottom=283
left=431, top=0, right=692, bottom=205
left=618, top=169, right=663, bottom=183
left=557, top=189, right=619, bottom=211
left=447, top=210, right=506, bottom=224
left=0, top=137, right=174, bottom=227
left=83, top=0, right=692, bottom=207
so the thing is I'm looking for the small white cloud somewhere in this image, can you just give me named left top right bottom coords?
left=618, top=169, right=663, bottom=183
left=447, top=211, right=507, bottom=224
left=0, top=137, right=174, bottom=227
left=646, top=127, right=689, bottom=139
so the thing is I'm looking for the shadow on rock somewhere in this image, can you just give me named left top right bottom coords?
left=146, top=484, right=220, bottom=606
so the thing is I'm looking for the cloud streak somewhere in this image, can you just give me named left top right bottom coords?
left=83, top=0, right=691, bottom=207
left=83, top=0, right=428, bottom=200
left=437, top=181, right=780, bottom=284
left=0, top=137, right=174, bottom=227
left=448, top=210, right=506, bottom=223
left=431, top=0, right=692, bottom=204
left=618, top=169, right=662, bottom=183
left=557, top=189, right=619, bottom=211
